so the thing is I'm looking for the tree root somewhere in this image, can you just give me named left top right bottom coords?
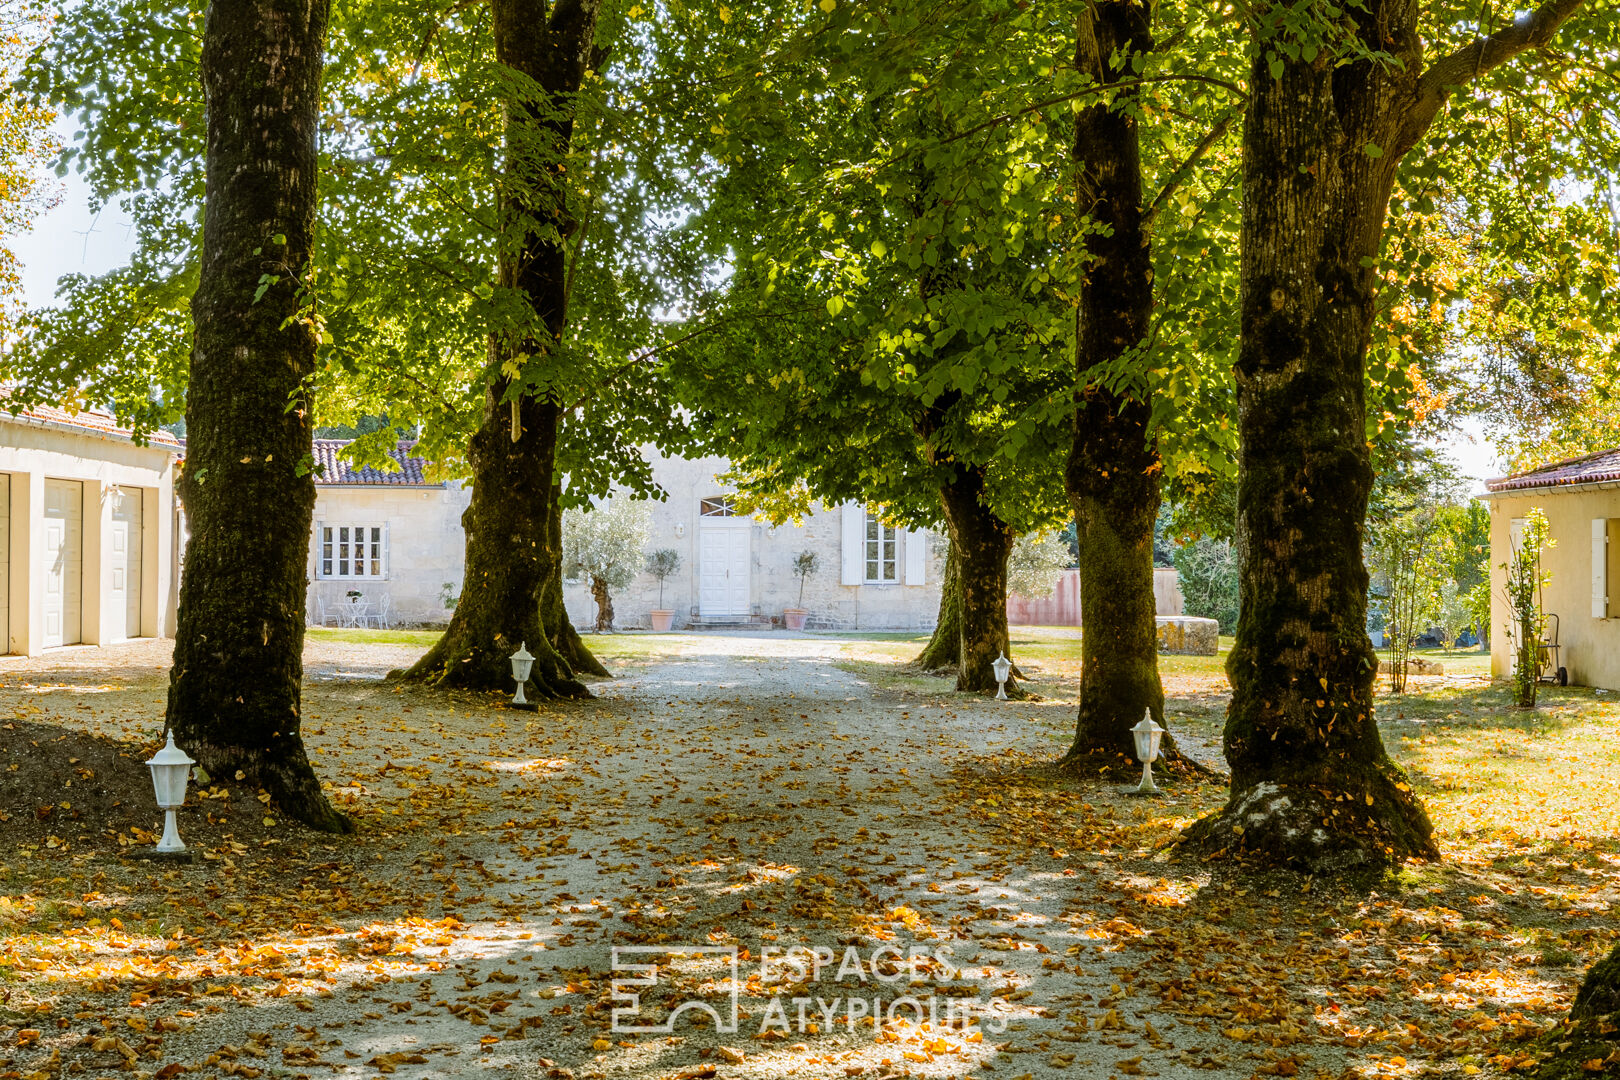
left=1178, top=773, right=1437, bottom=874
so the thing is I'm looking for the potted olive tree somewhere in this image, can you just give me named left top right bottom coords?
left=646, top=548, right=681, bottom=632
left=784, top=550, right=818, bottom=630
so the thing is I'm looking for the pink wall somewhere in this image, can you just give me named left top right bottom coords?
left=1007, top=568, right=1182, bottom=626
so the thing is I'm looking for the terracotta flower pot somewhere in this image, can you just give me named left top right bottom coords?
left=783, top=608, right=808, bottom=631
left=649, top=610, right=675, bottom=632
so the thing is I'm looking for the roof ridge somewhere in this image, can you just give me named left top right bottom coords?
left=1497, top=445, right=1620, bottom=481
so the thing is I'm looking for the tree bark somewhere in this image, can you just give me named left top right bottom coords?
left=400, top=0, right=604, bottom=698
left=166, top=0, right=349, bottom=833
left=939, top=468, right=1016, bottom=694
left=1182, top=4, right=1450, bottom=872
left=1571, top=944, right=1620, bottom=1021
left=1530, top=942, right=1620, bottom=1079
left=543, top=488, right=609, bottom=675
left=1062, top=0, right=1167, bottom=763
left=916, top=539, right=961, bottom=670
left=591, top=575, right=615, bottom=632
left=1185, top=0, right=1588, bottom=872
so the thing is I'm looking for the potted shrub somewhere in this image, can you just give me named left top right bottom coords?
left=646, top=548, right=681, bottom=632
left=784, top=550, right=818, bottom=630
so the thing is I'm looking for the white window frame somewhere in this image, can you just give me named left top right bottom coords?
left=864, top=512, right=898, bottom=583
left=318, top=522, right=388, bottom=580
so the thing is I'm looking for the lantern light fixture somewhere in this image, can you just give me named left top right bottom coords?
left=145, top=731, right=195, bottom=853
left=510, top=642, right=538, bottom=711
left=1129, top=710, right=1167, bottom=796
left=992, top=652, right=1012, bottom=700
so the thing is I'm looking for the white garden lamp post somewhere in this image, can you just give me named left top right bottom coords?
left=992, top=652, right=1012, bottom=700
left=510, top=642, right=537, bottom=710
left=1129, top=711, right=1166, bottom=796
left=146, top=732, right=195, bottom=853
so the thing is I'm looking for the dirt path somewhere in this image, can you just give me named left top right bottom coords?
left=0, top=635, right=1554, bottom=1080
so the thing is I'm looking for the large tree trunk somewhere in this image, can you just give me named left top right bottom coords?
left=400, top=0, right=604, bottom=698
left=544, top=488, right=609, bottom=675
left=1531, top=943, right=1620, bottom=1078
left=166, top=0, right=349, bottom=833
left=1062, top=0, right=1167, bottom=764
left=1182, top=5, right=1444, bottom=872
left=939, top=468, right=1015, bottom=694
left=1571, top=945, right=1620, bottom=1021
left=915, top=539, right=961, bottom=670
left=407, top=400, right=587, bottom=696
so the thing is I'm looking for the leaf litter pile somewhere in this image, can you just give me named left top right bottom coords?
left=0, top=634, right=1615, bottom=1080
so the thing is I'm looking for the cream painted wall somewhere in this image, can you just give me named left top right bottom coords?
left=308, top=483, right=472, bottom=626
left=1487, top=485, right=1620, bottom=689
left=0, top=417, right=178, bottom=655
left=560, top=451, right=944, bottom=630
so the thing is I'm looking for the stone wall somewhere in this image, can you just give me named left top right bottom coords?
left=308, top=484, right=471, bottom=626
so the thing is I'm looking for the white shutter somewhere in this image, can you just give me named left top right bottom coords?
left=840, top=504, right=864, bottom=585
left=903, top=528, right=927, bottom=585
left=315, top=520, right=325, bottom=579
left=1594, top=518, right=1609, bottom=619
left=381, top=523, right=391, bottom=579
left=1509, top=517, right=1525, bottom=556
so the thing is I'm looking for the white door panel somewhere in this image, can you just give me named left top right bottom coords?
left=111, top=487, right=143, bottom=639
left=698, top=524, right=751, bottom=617
left=0, top=475, right=9, bottom=652
left=43, top=479, right=83, bottom=648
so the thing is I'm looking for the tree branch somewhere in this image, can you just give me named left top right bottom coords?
left=875, top=74, right=1247, bottom=170
left=1142, top=109, right=1237, bottom=228
left=1398, top=0, right=1587, bottom=155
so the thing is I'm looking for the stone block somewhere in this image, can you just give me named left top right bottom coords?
left=1156, top=616, right=1219, bottom=656
left=1377, top=658, right=1444, bottom=676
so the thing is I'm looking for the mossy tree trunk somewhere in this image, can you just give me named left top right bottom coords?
left=1183, top=0, right=1583, bottom=876
left=1062, top=0, right=1167, bottom=764
left=939, top=468, right=1016, bottom=694
left=166, top=0, right=349, bottom=833
left=1531, top=943, right=1620, bottom=1079
left=401, top=0, right=604, bottom=699
left=1572, top=945, right=1620, bottom=1021
left=916, top=539, right=961, bottom=670
left=543, top=488, right=609, bottom=675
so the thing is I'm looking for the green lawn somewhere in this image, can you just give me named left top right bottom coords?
left=306, top=627, right=444, bottom=647
left=1374, top=643, right=1493, bottom=677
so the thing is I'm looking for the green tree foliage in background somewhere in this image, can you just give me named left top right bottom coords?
left=1007, top=531, right=1069, bottom=601
left=1174, top=539, right=1240, bottom=634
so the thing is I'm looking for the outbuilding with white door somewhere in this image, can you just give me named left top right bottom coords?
left=562, top=449, right=942, bottom=631
left=0, top=403, right=181, bottom=655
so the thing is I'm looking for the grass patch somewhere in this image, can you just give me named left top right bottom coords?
left=1374, top=644, right=1493, bottom=678
left=307, top=627, right=443, bottom=647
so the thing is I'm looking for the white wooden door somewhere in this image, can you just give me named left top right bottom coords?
left=43, top=479, right=83, bottom=648
left=0, top=474, right=9, bottom=653
left=111, top=487, right=143, bottom=639
left=698, top=524, right=751, bottom=617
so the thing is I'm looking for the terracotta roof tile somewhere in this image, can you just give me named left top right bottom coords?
left=313, top=439, right=439, bottom=486
left=1485, top=447, right=1620, bottom=494
left=1, top=402, right=182, bottom=448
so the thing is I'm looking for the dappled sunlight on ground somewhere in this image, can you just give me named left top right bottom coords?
left=0, top=632, right=1615, bottom=1079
